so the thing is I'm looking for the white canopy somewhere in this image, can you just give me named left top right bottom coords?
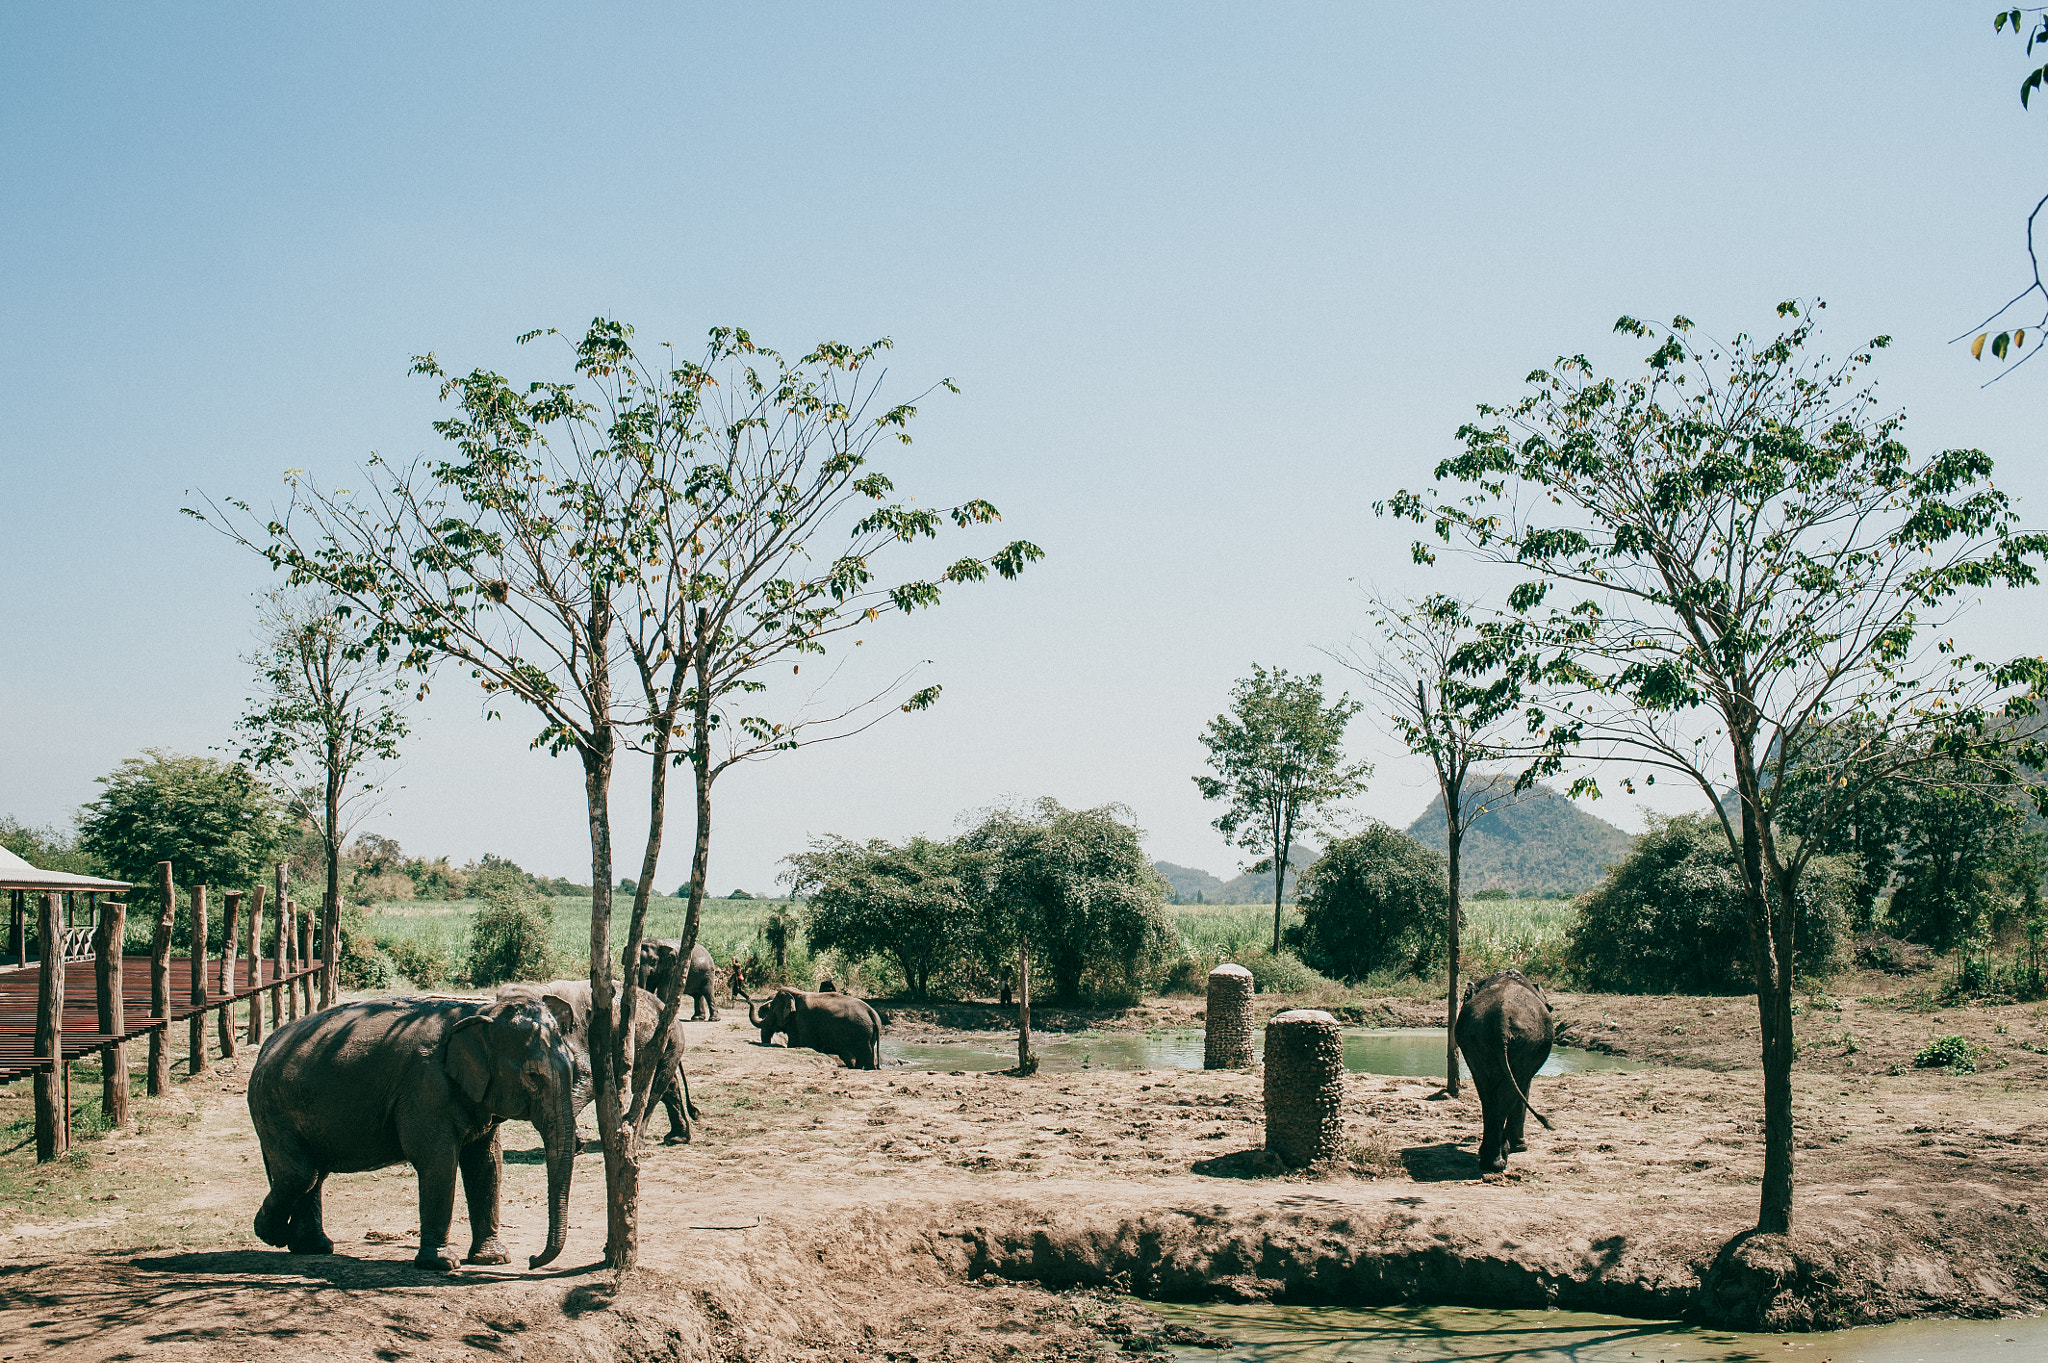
left=0, top=846, right=132, bottom=894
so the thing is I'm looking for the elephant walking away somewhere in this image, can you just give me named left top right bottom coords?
left=748, top=987, right=883, bottom=1070
left=630, top=939, right=720, bottom=1020
left=498, top=979, right=699, bottom=1143
left=1453, top=969, right=1556, bottom=1173
left=247, top=996, right=579, bottom=1271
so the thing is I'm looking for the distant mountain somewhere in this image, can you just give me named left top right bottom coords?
left=1154, top=861, right=1225, bottom=903
left=1154, top=846, right=1320, bottom=904
left=1403, top=778, right=1633, bottom=896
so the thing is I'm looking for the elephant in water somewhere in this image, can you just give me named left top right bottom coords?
left=247, top=996, right=579, bottom=1271
left=497, top=979, right=699, bottom=1144
left=748, top=987, right=883, bottom=1070
left=1453, top=968, right=1556, bottom=1173
left=629, top=939, right=720, bottom=1020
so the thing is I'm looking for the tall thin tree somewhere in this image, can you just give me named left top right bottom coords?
left=236, top=589, right=408, bottom=1003
left=1328, top=592, right=1552, bottom=1097
left=1195, top=666, right=1371, bottom=954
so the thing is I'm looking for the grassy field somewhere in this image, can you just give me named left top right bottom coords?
left=365, top=893, right=1576, bottom=995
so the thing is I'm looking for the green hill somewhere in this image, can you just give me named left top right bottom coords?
left=1153, top=847, right=1319, bottom=904
left=1403, top=779, right=1633, bottom=896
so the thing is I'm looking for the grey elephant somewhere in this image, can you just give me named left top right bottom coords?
left=1453, top=968, right=1556, bottom=1173
left=629, top=939, right=720, bottom=1020
left=247, top=996, right=579, bottom=1271
left=747, top=987, right=883, bottom=1069
left=498, top=979, right=699, bottom=1143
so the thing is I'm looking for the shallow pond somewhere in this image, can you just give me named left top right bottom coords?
left=1150, top=1300, right=2047, bottom=1362
left=889, top=1027, right=1644, bottom=1078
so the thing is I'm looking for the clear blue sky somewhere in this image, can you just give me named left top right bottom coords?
left=4, top=3, right=2044, bottom=891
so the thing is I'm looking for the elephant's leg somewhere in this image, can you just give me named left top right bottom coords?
left=287, top=1174, right=333, bottom=1255
left=660, top=1062, right=692, bottom=1145
left=690, top=989, right=711, bottom=1022
left=459, top=1126, right=509, bottom=1264
left=1505, top=1060, right=1541, bottom=1152
left=255, top=1139, right=326, bottom=1251
left=1474, top=1086, right=1508, bottom=1173
left=412, top=1150, right=461, bottom=1271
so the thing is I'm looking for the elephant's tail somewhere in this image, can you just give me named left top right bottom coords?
left=1500, top=1030, right=1554, bottom=1131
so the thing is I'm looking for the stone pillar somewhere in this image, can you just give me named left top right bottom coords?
left=1263, top=1008, right=1345, bottom=1167
left=1203, top=963, right=1255, bottom=1069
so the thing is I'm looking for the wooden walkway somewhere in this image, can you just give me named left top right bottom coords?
left=0, top=955, right=323, bottom=1082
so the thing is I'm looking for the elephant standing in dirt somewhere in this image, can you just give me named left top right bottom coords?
left=247, top=997, right=579, bottom=1271
left=630, top=939, right=720, bottom=1021
left=497, top=979, right=699, bottom=1144
left=1454, top=968, right=1556, bottom=1173
left=748, top=987, right=883, bottom=1069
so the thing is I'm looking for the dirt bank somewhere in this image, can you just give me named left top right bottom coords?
left=1, top=973, right=2043, bottom=1358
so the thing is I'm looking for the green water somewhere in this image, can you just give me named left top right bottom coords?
left=1152, top=1301, right=2047, bottom=1361
left=890, top=1028, right=1644, bottom=1078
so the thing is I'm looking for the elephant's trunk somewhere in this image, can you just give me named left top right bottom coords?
left=529, top=1079, right=577, bottom=1269
left=748, top=996, right=771, bottom=1042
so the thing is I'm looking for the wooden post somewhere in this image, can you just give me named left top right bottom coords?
left=8, top=888, right=22, bottom=966
left=94, top=901, right=129, bottom=1130
left=321, top=892, right=339, bottom=1008
left=298, top=908, right=314, bottom=1013
left=148, top=862, right=175, bottom=1096
left=34, top=893, right=65, bottom=1161
left=188, top=884, right=208, bottom=1077
left=1015, top=941, right=1034, bottom=1075
left=218, top=891, right=241, bottom=1058
left=284, top=900, right=299, bottom=1022
left=271, top=866, right=288, bottom=1027
left=247, top=884, right=266, bottom=1045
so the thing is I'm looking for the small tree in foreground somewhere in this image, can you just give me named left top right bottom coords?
left=1195, top=666, right=1370, bottom=955
left=1386, top=301, right=2048, bottom=1233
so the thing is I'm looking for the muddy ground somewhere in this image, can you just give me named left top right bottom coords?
left=1, top=970, right=2044, bottom=1360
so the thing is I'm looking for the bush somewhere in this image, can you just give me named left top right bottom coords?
left=1229, top=947, right=1331, bottom=994
left=1287, top=824, right=1447, bottom=984
left=1470, top=887, right=1512, bottom=901
left=384, top=935, right=452, bottom=990
left=1912, top=1034, right=1979, bottom=1073
left=335, top=907, right=392, bottom=990
left=465, top=890, right=560, bottom=986
left=1567, top=813, right=1851, bottom=994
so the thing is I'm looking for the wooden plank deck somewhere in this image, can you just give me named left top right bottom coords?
left=0, top=955, right=322, bottom=1082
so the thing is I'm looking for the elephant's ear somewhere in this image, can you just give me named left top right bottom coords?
left=446, top=1014, right=494, bottom=1106
left=541, top=994, right=578, bottom=1038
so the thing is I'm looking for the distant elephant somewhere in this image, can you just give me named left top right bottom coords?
left=497, top=979, right=699, bottom=1144
left=629, top=939, right=719, bottom=1020
left=247, top=996, right=579, bottom=1271
left=747, top=987, right=883, bottom=1069
left=1453, top=969, right=1557, bottom=1173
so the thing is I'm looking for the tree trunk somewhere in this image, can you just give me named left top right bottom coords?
left=625, top=697, right=690, bottom=1142
left=1445, top=806, right=1463, bottom=1099
left=1736, top=753, right=1795, bottom=1234
left=1016, top=941, right=1034, bottom=1073
left=148, top=862, right=175, bottom=1096
left=324, top=753, right=342, bottom=1009
left=1271, top=808, right=1291, bottom=955
left=34, top=893, right=63, bottom=1162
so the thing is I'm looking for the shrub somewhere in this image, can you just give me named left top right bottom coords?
left=1470, top=887, right=1512, bottom=901
left=465, top=889, right=559, bottom=986
left=384, top=935, right=452, bottom=990
left=335, top=907, right=392, bottom=990
left=1229, top=947, right=1331, bottom=995
left=1567, top=813, right=1851, bottom=993
left=1912, top=1034, right=1979, bottom=1073
left=1287, top=824, right=1447, bottom=984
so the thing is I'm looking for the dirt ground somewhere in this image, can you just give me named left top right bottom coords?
left=2, top=970, right=2045, bottom=1360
